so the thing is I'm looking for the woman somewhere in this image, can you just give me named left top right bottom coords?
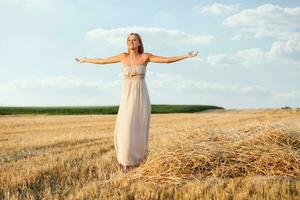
left=75, top=33, right=198, bottom=173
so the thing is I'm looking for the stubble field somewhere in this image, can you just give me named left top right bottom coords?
left=0, top=108, right=299, bottom=199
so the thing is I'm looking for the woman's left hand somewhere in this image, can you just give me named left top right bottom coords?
left=187, top=51, right=198, bottom=58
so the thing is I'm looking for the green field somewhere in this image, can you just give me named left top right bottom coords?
left=0, top=104, right=224, bottom=115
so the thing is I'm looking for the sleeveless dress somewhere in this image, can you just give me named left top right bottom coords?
left=113, top=63, right=151, bottom=167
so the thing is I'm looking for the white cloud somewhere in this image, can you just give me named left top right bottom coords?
left=223, top=4, right=300, bottom=40
left=236, top=48, right=265, bottom=64
left=0, top=75, right=122, bottom=106
left=9, top=72, right=270, bottom=99
left=198, top=42, right=300, bottom=67
left=147, top=71, right=300, bottom=108
left=206, top=54, right=234, bottom=66
left=204, top=48, right=265, bottom=68
left=266, top=34, right=300, bottom=61
left=0, top=75, right=121, bottom=92
left=85, top=26, right=215, bottom=47
left=147, top=70, right=271, bottom=97
left=0, top=73, right=271, bottom=98
left=0, top=72, right=299, bottom=108
left=272, top=90, right=300, bottom=102
left=194, top=3, right=238, bottom=15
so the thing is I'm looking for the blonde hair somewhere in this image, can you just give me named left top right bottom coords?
left=127, top=33, right=144, bottom=53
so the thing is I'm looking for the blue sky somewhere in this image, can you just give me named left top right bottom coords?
left=0, top=0, right=299, bottom=109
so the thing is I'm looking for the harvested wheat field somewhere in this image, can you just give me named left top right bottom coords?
left=0, top=108, right=300, bottom=200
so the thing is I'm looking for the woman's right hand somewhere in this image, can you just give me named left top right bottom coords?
left=75, top=57, right=86, bottom=63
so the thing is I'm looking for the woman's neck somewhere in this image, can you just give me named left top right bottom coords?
left=128, top=49, right=139, bottom=55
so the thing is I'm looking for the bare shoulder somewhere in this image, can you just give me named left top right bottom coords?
left=142, top=52, right=153, bottom=59
left=143, top=52, right=152, bottom=56
left=119, top=52, right=127, bottom=57
left=119, top=52, right=128, bottom=62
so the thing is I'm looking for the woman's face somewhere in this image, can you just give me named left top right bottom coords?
left=127, top=35, right=140, bottom=50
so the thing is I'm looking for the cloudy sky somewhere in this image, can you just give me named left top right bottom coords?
left=0, top=0, right=299, bottom=109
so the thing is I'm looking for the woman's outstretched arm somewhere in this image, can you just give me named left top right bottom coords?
left=75, top=53, right=125, bottom=64
left=147, top=51, right=198, bottom=64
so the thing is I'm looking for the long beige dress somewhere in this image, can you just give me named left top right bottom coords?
left=113, top=63, right=151, bottom=167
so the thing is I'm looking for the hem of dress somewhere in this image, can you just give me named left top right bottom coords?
left=118, top=162, right=141, bottom=167
left=117, top=157, right=147, bottom=167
